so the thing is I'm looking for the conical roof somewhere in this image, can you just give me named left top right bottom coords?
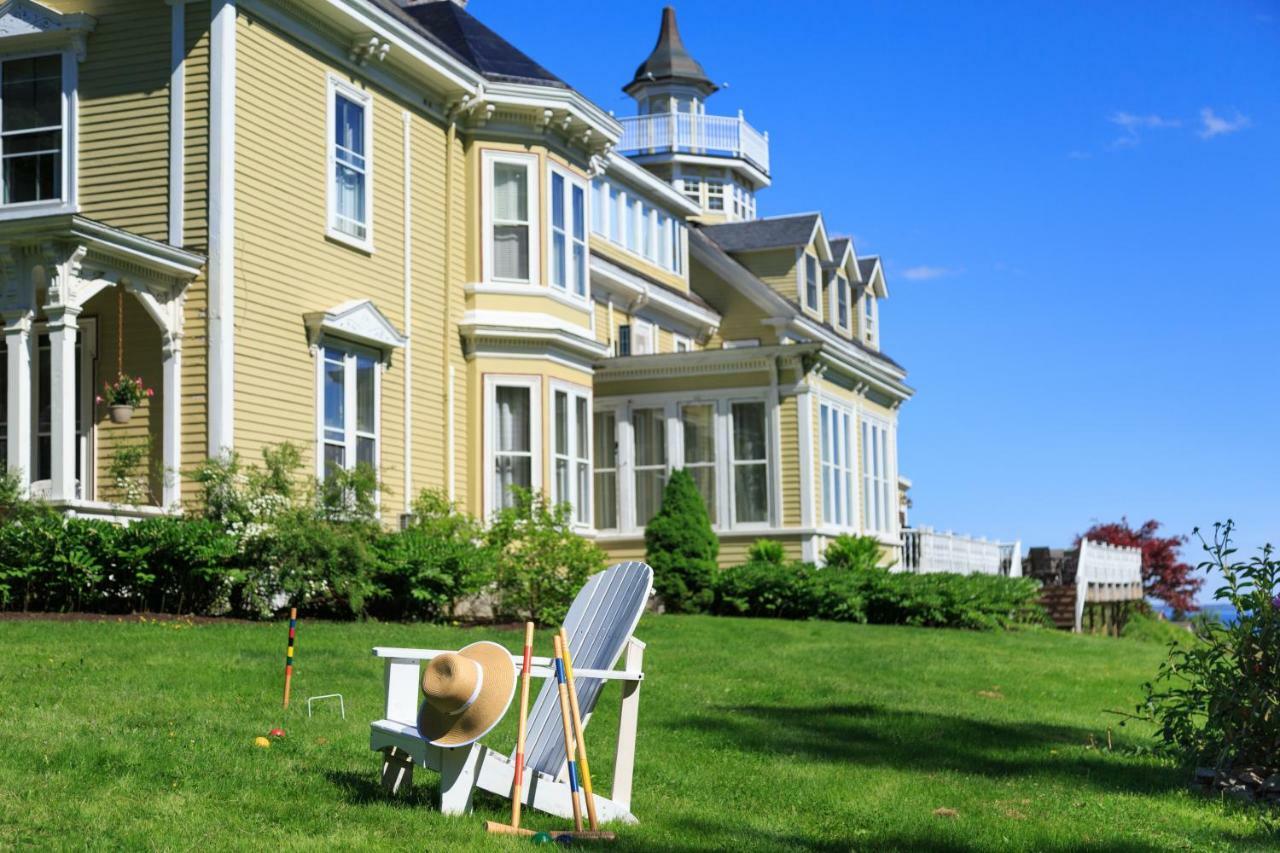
left=624, top=6, right=717, bottom=96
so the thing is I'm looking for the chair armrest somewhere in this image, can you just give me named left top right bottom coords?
left=372, top=648, right=643, bottom=681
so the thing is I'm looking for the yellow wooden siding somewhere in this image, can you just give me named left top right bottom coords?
left=778, top=394, right=801, bottom=526
left=599, top=532, right=804, bottom=569
left=735, top=249, right=798, bottom=308
left=688, top=256, right=778, bottom=347
left=595, top=369, right=772, bottom=400
left=590, top=240, right=687, bottom=294
left=593, top=299, right=611, bottom=347
left=183, top=0, right=211, bottom=252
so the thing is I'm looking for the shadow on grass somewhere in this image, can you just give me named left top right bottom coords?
left=677, top=702, right=1176, bottom=797
left=325, top=769, right=440, bottom=809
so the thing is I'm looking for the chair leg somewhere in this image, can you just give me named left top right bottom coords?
left=438, top=743, right=484, bottom=815
left=611, top=637, right=645, bottom=813
left=380, top=747, right=414, bottom=796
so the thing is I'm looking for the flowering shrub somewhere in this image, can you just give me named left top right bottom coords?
left=1137, top=522, right=1280, bottom=771
left=97, top=373, right=154, bottom=408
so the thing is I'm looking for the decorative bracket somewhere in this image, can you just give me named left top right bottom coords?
left=349, top=33, right=390, bottom=65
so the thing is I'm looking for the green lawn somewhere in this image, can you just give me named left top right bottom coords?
left=0, top=615, right=1273, bottom=851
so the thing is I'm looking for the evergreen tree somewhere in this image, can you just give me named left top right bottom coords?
left=644, top=469, right=719, bottom=612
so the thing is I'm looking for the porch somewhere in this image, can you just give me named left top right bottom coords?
left=0, top=215, right=203, bottom=515
left=899, top=526, right=1023, bottom=577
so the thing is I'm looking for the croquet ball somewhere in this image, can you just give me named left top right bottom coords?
left=268, top=728, right=285, bottom=738
left=555, top=836, right=573, bottom=846
left=253, top=736, right=271, bottom=748
left=530, top=832, right=553, bottom=845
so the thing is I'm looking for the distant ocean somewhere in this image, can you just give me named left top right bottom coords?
left=1154, top=602, right=1239, bottom=625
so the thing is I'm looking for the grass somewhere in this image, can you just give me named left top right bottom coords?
left=0, top=615, right=1275, bottom=851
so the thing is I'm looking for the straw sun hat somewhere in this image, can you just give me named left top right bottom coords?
left=418, top=641, right=517, bottom=747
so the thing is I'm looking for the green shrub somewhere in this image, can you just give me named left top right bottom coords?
left=487, top=488, right=604, bottom=625
left=644, top=469, right=718, bottom=613
left=112, top=517, right=239, bottom=615
left=1137, top=522, right=1280, bottom=771
left=824, top=534, right=885, bottom=572
left=372, top=491, right=493, bottom=622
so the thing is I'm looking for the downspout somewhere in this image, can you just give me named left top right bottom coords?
left=443, top=101, right=464, bottom=503
left=402, top=110, right=412, bottom=516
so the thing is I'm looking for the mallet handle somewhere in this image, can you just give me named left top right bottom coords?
left=553, top=635, right=584, bottom=831
left=512, top=621, right=534, bottom=829
left=282, top=607, right=297, bottom=709
left=560, top=627, right=599, bottom=830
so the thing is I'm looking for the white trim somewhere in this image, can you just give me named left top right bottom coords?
left=0, top=49, right=80, bottom=219
left=167, top=0, right=185, bottom=246
left=326, top=73, right=374, bottom=252
left=304, top=298, right=406, bottom=353
left=447, top=364, right=455, bottom=501
left=208, top=0, right=235, bottom=456
left=314, top=339, right=383, bottom=486
left=465, top=281, right=593, bottom=315
left=859, top=411, right=897, bottom=538
left=549, top=378, right=592, bottom=530
left=796, top=383, right=816, bottom=539
left=481, top=149, right=539, bottom=286
left=546, top=163, right=590, bottom=302
left=482, top=374, right=543, bottom=520
left=672, top=333, right=691, bottom=353
left=401, top=109, right=412, bottom=513
left=817, top=395, right=858, bottom=532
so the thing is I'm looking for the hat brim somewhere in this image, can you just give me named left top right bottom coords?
left=418, top=641, right=517, bottom=748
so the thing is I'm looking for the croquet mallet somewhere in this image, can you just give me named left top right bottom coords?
left=553, top=634, right=585, bottom=831
left=559, top=627, right=599, bottom=830
left=483, top=621, right=535, bottom=836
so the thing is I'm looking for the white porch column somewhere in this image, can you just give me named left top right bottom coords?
left=46, top=306, right=80, bottom=501
left=3, top=311, right=33, bottom=489
left=161, top=333, right=182, bottom=507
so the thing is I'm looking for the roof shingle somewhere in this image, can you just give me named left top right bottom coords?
left=699, top=214, right=820, bottom=253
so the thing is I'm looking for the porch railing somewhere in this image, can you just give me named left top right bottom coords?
left=618, top=111, right=770, bottom=176
left=900, top=526, right=1022, bottom=577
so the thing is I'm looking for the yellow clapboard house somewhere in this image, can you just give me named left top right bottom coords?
left=0, top=0, right=912, bottom=566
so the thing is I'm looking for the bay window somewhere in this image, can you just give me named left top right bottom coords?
left=548, top=167, right=588, bottom=297
left=681, top=402, right=716, bottom=524
left=486, top=152, right=537, bottom=283
left=552, top=384, right=591, bottom=527
left=861, top=418, right=894, bottom=535
left=820, top=401, right=855, bottom=528
left=593, top=410, right=618, bottom=530
left=2, top=54, right=63, bottom=205
left=632, top=407, right=666, bottom=527
left=319, top=343, right=379, bottom=481
left=485, top=377, right=540, bottom=515
left=730, top=402, right=768, bottom=524
left=327, top=77, right=372, bottom=247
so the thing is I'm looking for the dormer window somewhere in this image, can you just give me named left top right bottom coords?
left=1, top=54, right=62, bottom=204
left=804, top=255, right=819, bottom=313
left=835, top=274, right=849, bottom=329
left=862, top=292, right=877, bottom=346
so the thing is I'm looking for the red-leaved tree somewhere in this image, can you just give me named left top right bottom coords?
left=1076, top=518, right=1202, bottom=614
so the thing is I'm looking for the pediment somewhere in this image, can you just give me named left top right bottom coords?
left=304, top=298, right=406, bottom=354
left=0, top=0, right=95, bottom=58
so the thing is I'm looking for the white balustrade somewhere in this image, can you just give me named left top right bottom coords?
left=618, top=112, right=771, bottom=175
left=899, top=527, right=1021, bottom=576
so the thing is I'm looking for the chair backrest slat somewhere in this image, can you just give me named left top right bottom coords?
left=520, top=561, right=652, bottom=776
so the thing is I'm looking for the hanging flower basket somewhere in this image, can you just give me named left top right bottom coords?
left=98, top=373, right=153, bottom=425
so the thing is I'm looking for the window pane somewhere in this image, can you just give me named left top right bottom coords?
left=682, top=404, right=715, bottom=464
left=355, top=354, right=375, bottom=433
left=635, top=469, right=666, bottom=528
left=573, top=242, right=586, bottom=296
left=2, top=56, right=60, bottom=132
left=551, top=231, right=566, bottom=287
left=493, top=225, right=529, bottom=280
left=495, top=456, right=531, bottom=509
left=633, top=408, right=665, bottom=466
left=592, top=179, right=605, bottom=234
left=324, top=351, right=344, bottom=432
left=4, top=148, right=59, bottom=204
left=575, top=396, right=589, bottom=458
left=593, top=410, right=616, bottom=468
left=334, top=96, right=364, bottom=157
left=609, top=187, right=622, bottom=242
left=734, top=464, right=768, bottom=524
left=324, top=443, right=345, bottom=481
left=732, top=402, right=766, bottom=461
left=554, top=391, right=568, bottom=455
left=555, top=457, right=569, bottom=507
left=576, top=461, right=590, bottom=525
left=495, top=386, right=530, bottom=453
left=493, top=163, right=527, bottom=222
left=594, top=470, right=617, bottom=529
left=356, top=436, right=375, bottom=469
left=551, top=172, right=565, bottom=229
left=572, top=184, right=585, bottom=240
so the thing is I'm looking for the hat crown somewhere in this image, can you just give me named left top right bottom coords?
left=422, top=652, right=482, bottom=715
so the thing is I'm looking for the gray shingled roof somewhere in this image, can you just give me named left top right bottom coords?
left=375, top=0, right=568, bottom=89
left=857, top=256, right=880, bottom=281
left=700, top=214, right=820, bottom=253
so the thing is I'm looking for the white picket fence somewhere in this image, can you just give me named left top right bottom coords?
left=900, top=527, right=1022, bottom=577
left=1072, top=538, right=1143, bottom=632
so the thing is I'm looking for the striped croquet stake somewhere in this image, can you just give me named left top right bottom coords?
left=511, top=621, right=535, bottom=830
left=553, top=634, right=584, bottom=831
left=282, top=607, right=297, bottom=709
left=559, top=627, right=599, bottom=830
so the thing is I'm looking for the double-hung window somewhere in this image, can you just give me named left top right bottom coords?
left=863, top=293, right=877, bottom=345
left=632, top=407, right=666, bottom=528
left=681, top=177, right=700, bottom=206
left=1, top=54, right=63, bottom=206
left=486, top=152, right=537, bottom=283
left=591, top=178, right=606, bottom=235
left=327, top=77, right=372, bottom=247
left=730, top=402, right=769, bottom=524
left=320, top=344, right=379, bottom=481
left=681, top=403, right=717, bottom=524
left=609, top=185, right=623, bottom=243
left=485, top=377, right=540, bottom=515
left=593, top=410, right=618, bottom=530
left=861, top=418, right=894, bottom=534
left=548, top=167, right=588, bottom=297
left=706, top=180, right=724, bottom=211
left=835, top=274, right=849, bottom=330
left=820, top=402, right=855, bottom=528
left=552, top=384, right=591, bottom=527
left=804, top=255, right=819, bottom=313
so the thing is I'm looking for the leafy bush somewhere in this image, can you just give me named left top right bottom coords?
left=372, top=491, right=493, bottom=622
left=824, top=534, right=885, bottom=572
left=112, top=517, right=239, bottom=615
left=644, top=469, right=718, bottom=613
left=0, top=511, right=115, bottom=612
left=1138, top=522, right=1280, bottom=770
left=713, top=540, right=816, bottom=619
left=487, top=488, right=604, bottom=625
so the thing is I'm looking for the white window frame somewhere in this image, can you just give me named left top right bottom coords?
left=832, top=273, right=850, bottom=332
left=631, top=317, right=655, bottom=355
left=592, top=405, right=621, bottom=532
left=313, top=339, right=382, bottom=484
left=819, top=398, right=857, bottom=531
left=673, top=333, right=691, bottom=353
left=705, top=179, right=725, bottom=212
left=727, top=397, right=771, bottom=528
left=861, top=414, right=896, bottom=536
left=861, top=291, right=878, bottom=347
left=551, top=379, right=592, bottom=530
left=547, top=164, right=590, bottom=300
left=0, top=50, right=79, bottom=220
left=325, top=75, right=374, bottom=252
left=482, top=374, right=542, bottom=519
left=482, top=149, right=540, bottom=285
left=801, top=253, right=820, bottom=314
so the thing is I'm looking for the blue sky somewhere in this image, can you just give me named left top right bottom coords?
left=478, top=1, right=1280, bottom=599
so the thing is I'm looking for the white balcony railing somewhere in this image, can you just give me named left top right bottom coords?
left=618, top=111, right=770, bottom=176
left=900, top=526, right=1022, bottom=577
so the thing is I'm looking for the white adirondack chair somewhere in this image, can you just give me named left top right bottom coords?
left=369, top=561, right=653, bottom=824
